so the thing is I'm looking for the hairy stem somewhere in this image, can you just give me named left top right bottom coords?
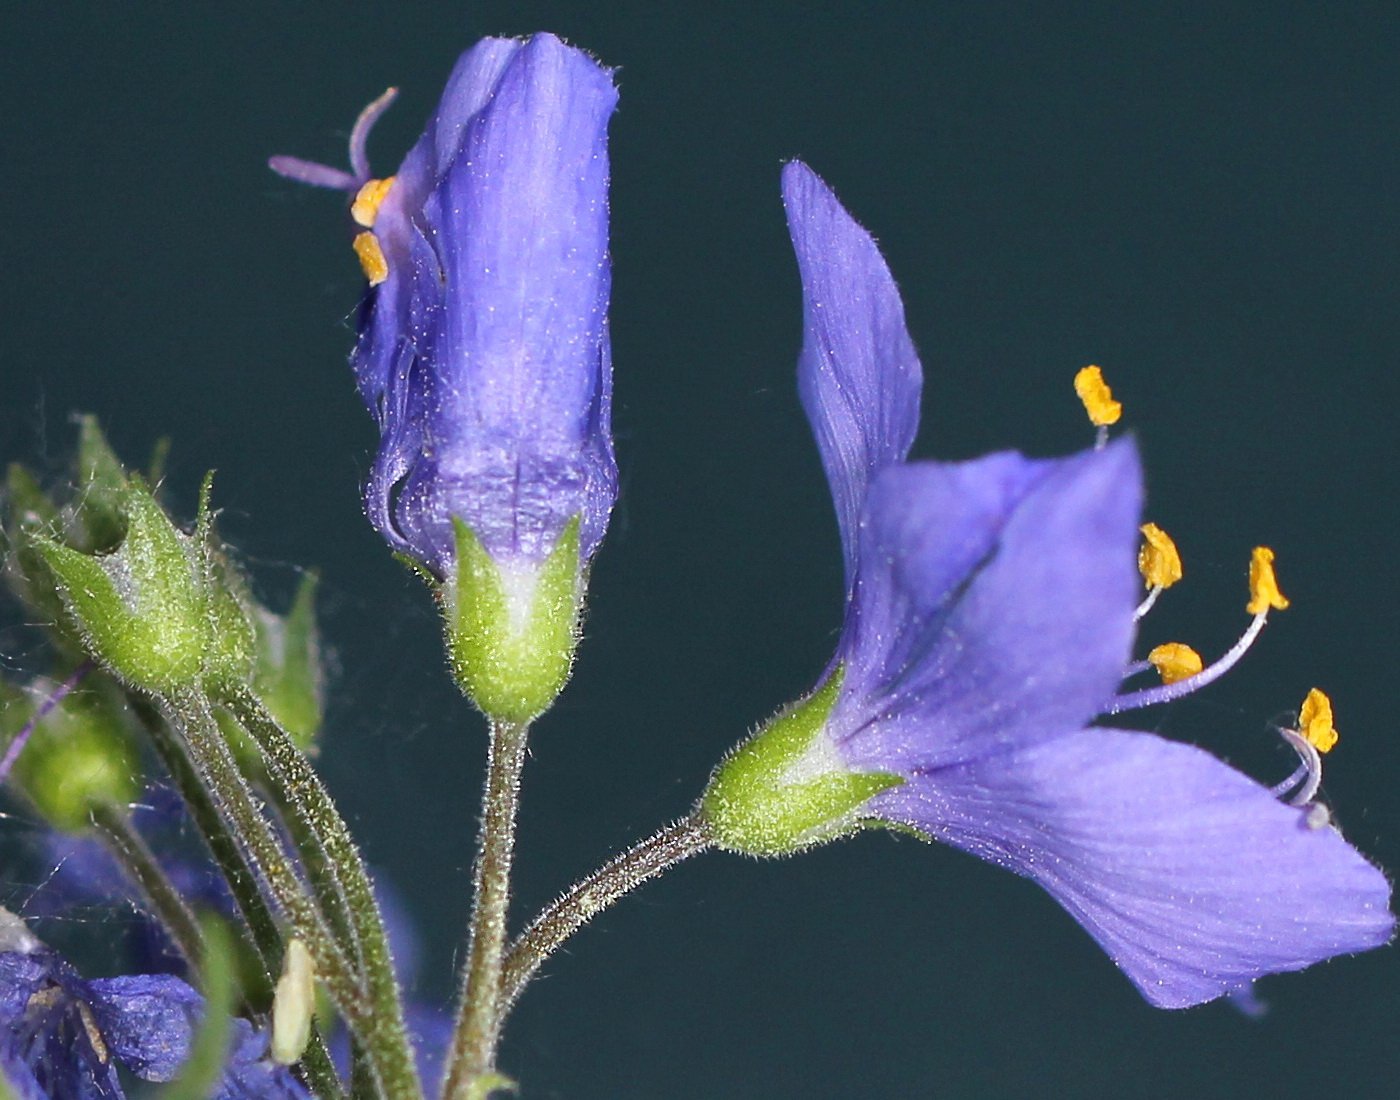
left=501, top=814, right=712, bottom=1010
left=441, top=719, right=531, bottom=1100
left=139, top=697, right=346, bottom=1099
left=164, top=689, right=423, bottom=1096
left=221, top=684, right=416, bottom=1098
left=137, top=700, right=283, bottom=988
left=90, top=798, right=205, bottom=970
left=133, top=699, right=347, bottom=1091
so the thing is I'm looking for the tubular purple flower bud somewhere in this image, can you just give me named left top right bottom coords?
left=274, top=34, right=619, bottom=583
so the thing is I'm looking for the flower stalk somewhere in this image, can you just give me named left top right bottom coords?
left=220, top=686, right=411, bottom=1037
left=501, top=815, right=712, bottom=1011
left=163, top=688, right=418, bottom=1098
left=443, top=718, right=531, bottom=1099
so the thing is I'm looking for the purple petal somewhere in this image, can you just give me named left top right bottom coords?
left=835, top=440, right=1141, bottom=770
left=872, top=727, right=1395, bottom=1007
left=353, top=38, right=527, bottom=504
left=0, top=1048, right=46, bottom=1100
left=215, top=1020, right=313, bottom=1099
left=86, top=973, right=201, bottom=1081
left=783, top=160, right=922, bottom=588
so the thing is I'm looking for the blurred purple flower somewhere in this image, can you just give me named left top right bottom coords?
left=272, top=34, right=618, bottom=580
left=0, top=911, right=308, bottom=1098
left=773, top=160, right=1393, bottom=1007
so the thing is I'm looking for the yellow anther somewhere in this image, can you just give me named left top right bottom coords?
left=1148, top=642, right=1204, bottom=685
left=1299, top=688, right=1339, bottom=754
left=1138, top=523, right=1183, bottom=590
left=350, top=175, right=396, bottom=228
left=1246, top=546, right=1289, bottom=614
left=353, top=231, right=388, bottom=286
left=1073, top=365, right=1122, bottom=427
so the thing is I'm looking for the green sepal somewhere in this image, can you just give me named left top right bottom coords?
left=701, top=668, right=902, bottom=856
left=2, top=675, right=139, bottom=833
left=2, top=463, right=70, bottom=627
left=249, top=572, right=324, bottom=750
left=73, top=414, right=131, bottom=552
left=35, top=478, right=211, bottom=693
left=443, top=516, right=583, bottom=723
left=198, top=481, right=257, bottom=693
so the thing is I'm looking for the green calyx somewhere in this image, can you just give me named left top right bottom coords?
left=34, top=476, right=255, bottom=696
left=443, top=516, right=584, bottom=724
left=701, top=668, right=902, bottom=857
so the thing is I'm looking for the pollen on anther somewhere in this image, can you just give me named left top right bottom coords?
left=1299, top=688, right=1339, bottom=754
left=1148, top=642, right=1203, bottom=685
left=1073, top=365, right=1122, bottom=427
left=1246, top=546, right=1289, bottom=615
left=1138, top=523, right=1183, bottom=589
left=353, top=231, right=389, bottom=286
left=351, top=176, right=396, bottom=228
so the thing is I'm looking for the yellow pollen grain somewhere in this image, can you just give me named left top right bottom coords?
left=1138, top=523, right=1183, bottom=589
left=1299, top=687, right=1339, bottom=753
left=353, top=231, right=388, bottom=286
left=1246, top=546, right=1289, bottom=614
left=350, top=175, right=396, bottom=228
left=1148, top=642, right=1203, bottom=685
left=1073, top=365, right=1122, bottom=427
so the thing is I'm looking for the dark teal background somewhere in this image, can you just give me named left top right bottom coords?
left=4, top=3, right=1399, bottom=1097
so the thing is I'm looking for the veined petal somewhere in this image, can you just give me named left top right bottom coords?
left=836, top=440, right=1141, bottom=770
left=783, top=161, right=922, bottom=589
left=86, top=973, right=201, bottom=1081
left=871, top=728, right=1395, bottom=1007
left=352, top=37, right=525, bottom=411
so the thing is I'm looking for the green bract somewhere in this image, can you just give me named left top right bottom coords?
left=701, top=669, right=901, bottom=856
left=444, top=516, right=583, bottom=724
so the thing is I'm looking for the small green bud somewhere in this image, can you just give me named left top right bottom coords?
left=249, top=572, right=324, bottom=750
left=2, top=676, right=138, bottom=832
left=36, top=480, right=211, bottom=693
left=444, top=516, right=583, bottom=723
left=701, top=669, right=902, bottom=856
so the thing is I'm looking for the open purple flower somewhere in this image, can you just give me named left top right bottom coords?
left=271, top=32, right=617, bottom=583
left=702, top=160, right=1393, bottom=1008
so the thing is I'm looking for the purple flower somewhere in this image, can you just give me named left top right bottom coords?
left=703, top=161, right=1393, bottom=1008
left=0, top=910, right=309, bottom=1098
left=272, top=34, right=618, bottom=582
